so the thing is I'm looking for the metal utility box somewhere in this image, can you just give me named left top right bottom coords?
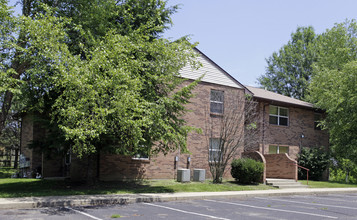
left=193, top=169, right=205, bottom=182
left=177, top=169, right=190, bottom=182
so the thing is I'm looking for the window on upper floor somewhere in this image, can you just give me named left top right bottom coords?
left=314, top=113, right=322, bottom=130
left=269, top=145, right=289, bottom=154
left=210, top=90, right=224, bottom=114
left=269, top=105, right=289, bottom=126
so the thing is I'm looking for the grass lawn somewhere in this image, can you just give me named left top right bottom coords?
left=0, top=178, right=274, bottom=198
left=299, top=180, right=357, bottom=188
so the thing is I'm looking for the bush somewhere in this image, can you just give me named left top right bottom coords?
left=330, top=158, right=357, bottom=183
left=298, top=147, right=330, bottom=181
left=231, top=158, right=264, bottom=184
left=0, top=167, right=17, bottom=178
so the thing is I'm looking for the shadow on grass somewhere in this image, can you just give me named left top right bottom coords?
left=0, top=179, right=175, bottom=198
left=227, top=180, right=260, bottom=186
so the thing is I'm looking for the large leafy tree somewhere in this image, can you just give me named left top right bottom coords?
left=0, top=0, right=22, bottom=134
left=258, top=26, right=317, bottom=100
left=1, top=0, right=199, bottom=162
left=314, top=20, right=357, bottom=70
left=309, top=20, right=357, bottom=163
left=309, top=62, right=357, bottom=163
left=258, top=20, right=357, bottom=164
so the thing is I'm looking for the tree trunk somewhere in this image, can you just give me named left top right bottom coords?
left=13, top=148, right=19, bottom=169
left=0, top=0, right=31, bottom=136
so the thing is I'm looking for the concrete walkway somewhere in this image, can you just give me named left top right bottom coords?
left=1, top=187, right=357, bottom=209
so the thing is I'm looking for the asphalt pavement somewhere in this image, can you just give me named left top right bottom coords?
left=2, top=192, right=357, bottom=219
left=1, top=187, right=357, bottom=210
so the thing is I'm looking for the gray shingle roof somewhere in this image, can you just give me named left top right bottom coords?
left=245, top=86, right=314, bottom=109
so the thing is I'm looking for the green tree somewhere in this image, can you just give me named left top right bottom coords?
left=258, top=20, right=357, bottom=166
left=308, top=20, right=357, bottom=163
left=330, top=158, right=357, bottom=183
left=1, top=0, right=200, bottom=163
left=309, top=61, right=357, bottom=163
left=258, top=26, right=317, bottom=100
left=0, top=0, right=22, bottom=135
left=50, top=33, right=199, bottom=157
left=314, top=20, right=357, bottom=70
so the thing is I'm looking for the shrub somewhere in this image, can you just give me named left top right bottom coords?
left=0, top=167, right=17, bottom=178
left=231, top=158, right=264, bottom=184
left=297, top=147, right=330, bottom=181
left=330, top=158, right=357, bottom=183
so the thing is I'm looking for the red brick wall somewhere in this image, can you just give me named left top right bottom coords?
left=264, top=153, right=297, bottom=180
left=257, top=102, right=329, bottom=159
left=42, top=156, right=64, bottom=177
left=20, top=114, right=34, bottom=169
left=20, top=114, right=42, bottom=173
left=21, top=113, right=65, bottom=178
left=22, top=82, right=329, bottom=181
left=99, top=81, right=245, bottom=180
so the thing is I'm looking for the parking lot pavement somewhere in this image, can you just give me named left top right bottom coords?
left=1, top=193, right=357, bottom=219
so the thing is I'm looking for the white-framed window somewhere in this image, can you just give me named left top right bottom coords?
left=269, top=105, right=289, bottom=126
left=269, top=145, right=289, bottom=154
left=314, top=113, right=322, bottom=130
left=132, top=146, right=149, bottom=160
left=209, top=138, right=222, bottom=162
left=210, top=90, right=224, bottom=114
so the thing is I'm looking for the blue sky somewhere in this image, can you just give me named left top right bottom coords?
left=164, top=0, right=357, bottom=86
left=8, top=0, right=357, bottom=86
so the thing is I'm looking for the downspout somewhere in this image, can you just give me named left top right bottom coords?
left=262, top=103, right=269, bottom=155
left=19, top=118, right=23, bottom=156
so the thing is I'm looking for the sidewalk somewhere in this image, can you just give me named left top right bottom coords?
left=1, top=187, right=357, bottom=209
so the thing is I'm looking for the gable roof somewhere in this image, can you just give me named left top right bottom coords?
left=245, top=86, right=314, bottom=109
left=179, top=48, right=252, bottom=95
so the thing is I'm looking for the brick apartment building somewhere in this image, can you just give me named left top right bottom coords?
left=20, top=48, right=329, bottom=181
left=246, top=86, right=329, bottom=159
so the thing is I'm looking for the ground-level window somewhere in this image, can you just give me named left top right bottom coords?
left=210, top=90, right=224, bottom=114
left=269, top=105, right=289, bottom=126
left=209, top=138, right=222, bottom=162
left=314, top=113, right=322, bottom=130
left=269, top=145, right=289, bottom=154
left=132, top=146, right=149, bottom=160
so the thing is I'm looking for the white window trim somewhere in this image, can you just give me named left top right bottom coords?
left=269, top=145, right=289, bottom=154
left=132, top=156, right=150, bottom=161
left=209, top=138, right=222, bottom=162
left=269, top=105, right=289, bottom=126
left=210, top=90, right=224, bottom=114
